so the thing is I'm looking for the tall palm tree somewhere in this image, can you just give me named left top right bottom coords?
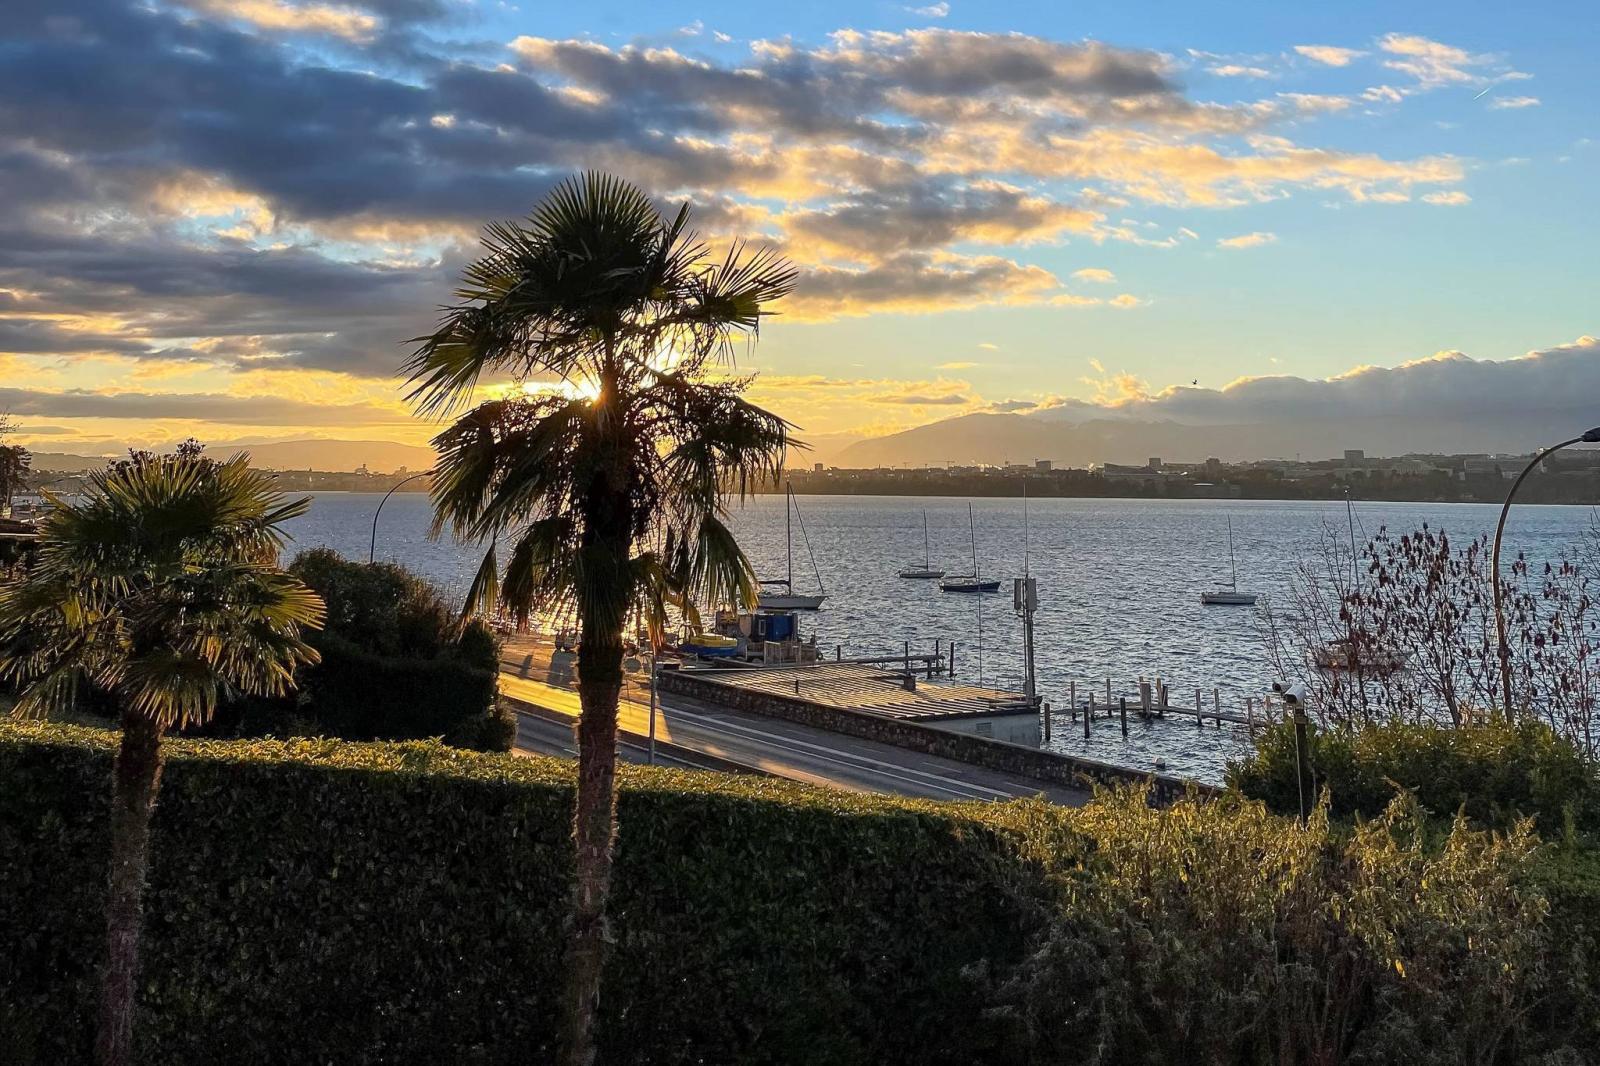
left=406, top=172, right=795, bottom=1065
left=0, top=451, right=325, bottom=1066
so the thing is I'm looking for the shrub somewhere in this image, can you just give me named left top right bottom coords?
left=994, top=786, right=1558, bottom=1066
left=1227, top=717, right=1600, bottom=834
left=206, top=549, right=511, bottom=751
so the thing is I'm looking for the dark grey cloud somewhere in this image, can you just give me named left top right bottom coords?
left=0, top=386, right=407, bottom=426
left=0, top=0, right=1463, bottom=389
left=787, top=252, right=1058, bottom=318
left=785, top=179, right=1101, bottom=259
left=0, top=319, right=149, bottom=355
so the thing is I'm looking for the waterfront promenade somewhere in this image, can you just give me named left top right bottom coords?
left=499, top=638, right=1087, bottom=805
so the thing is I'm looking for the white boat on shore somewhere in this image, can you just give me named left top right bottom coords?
left=1313, top=636, right=1408, bottom=673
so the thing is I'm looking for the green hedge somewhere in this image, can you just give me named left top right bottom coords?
left=6, top=719, right=1597, bottom=1065
left=1227, top=717, right=1600, bottom=834
left=0, top=720, right=1046, bottom=1066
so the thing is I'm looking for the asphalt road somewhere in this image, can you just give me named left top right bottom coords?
left=500, top=644, right=1085, bottom=806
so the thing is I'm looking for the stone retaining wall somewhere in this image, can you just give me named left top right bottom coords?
left=659, top=668, right=1212, bottom=805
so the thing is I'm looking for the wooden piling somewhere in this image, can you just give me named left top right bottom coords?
left=1119, top=697, right=1128, bottom=738
left=1084, top=696, right=1092, bottom=738
left=1069, top=680, right=1076, bottom=721
left=1196, top=688, right=1203, bottom=727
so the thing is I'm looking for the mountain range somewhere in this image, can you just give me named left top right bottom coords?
left=27, top=439, right=437, bottom=474
left=835, top=338, right=1600, bottom=468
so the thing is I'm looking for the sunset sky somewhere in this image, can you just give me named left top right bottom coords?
left=3, top=0, right=1596, bottom=462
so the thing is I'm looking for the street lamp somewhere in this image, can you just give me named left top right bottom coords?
left=647, top=642, right=659, bottom=766
left=368, top=469, right=433, bottom=563
left=1491, top=428, right=1600, bottom=716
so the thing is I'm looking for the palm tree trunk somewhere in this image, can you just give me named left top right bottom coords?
left=562, top=608, right=624, bottom=1066
left=95, top=710, right=164, bottom=1066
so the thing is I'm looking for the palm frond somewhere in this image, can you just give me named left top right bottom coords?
left=408, top=172, right=797, bottom=645
left=0, top=451, right=324, bottom=730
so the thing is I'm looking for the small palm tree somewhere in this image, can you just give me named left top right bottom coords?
left=406, top=172, right=794, bottom=1065
left=0, top=413, right=31, bottom=516
left=0, top=451, right=325, bottom=1066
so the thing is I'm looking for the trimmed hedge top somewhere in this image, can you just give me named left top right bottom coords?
left=0, top=719, right=1058, bottom=1066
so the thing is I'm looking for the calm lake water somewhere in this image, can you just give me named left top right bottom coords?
left=283, top=492, right=1599, bottom=783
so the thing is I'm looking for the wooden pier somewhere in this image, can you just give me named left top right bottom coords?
left=681, top=662, right=1034, bottom=722
left=1058, top=676, right=1287, bottom=735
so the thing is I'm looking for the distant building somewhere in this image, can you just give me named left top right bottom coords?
left=1034, top=459, right=1052, bottom=472
left=1461, top=457, right=1520, bottom=480
left=812, top=462, right=824, bottom=473
left=1146, top=457, right=1162, bottom=471
left=1344, top=449, right=1365, bottom=464
left=1101, top=463, right=1164, bottom=482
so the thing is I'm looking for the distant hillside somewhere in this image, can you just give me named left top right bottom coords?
left=27, top=439, right=437, bottom=474
left=26, top=452, right=116, bottom=473
left=211, top=439, right=437, bottom=473
left=834, top=412, right=1588, bottom=469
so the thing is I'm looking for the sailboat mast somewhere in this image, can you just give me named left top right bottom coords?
left=1023, top=480, right=1030, bottom=579
left=786, top=481, right=793, bottom=590
left=1227, top=516, right=1237, bottom=589
left=923, top=510, right=931, bottom=568
left=969, top=502, right=978, bottom=578
left=1346, top=493, right=1358, bottom=589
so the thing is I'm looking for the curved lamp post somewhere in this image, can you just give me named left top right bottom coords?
left=1491, top=428, right=1600, bottom=716
left=368, top=469, right=434, bottom=564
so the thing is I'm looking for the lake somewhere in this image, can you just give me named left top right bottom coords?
left=283, top=492, right=1599, bottom=783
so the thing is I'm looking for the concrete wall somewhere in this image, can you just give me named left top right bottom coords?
left=659, top=669, right=1209, bottom=805
left=928, top=715, right=1040, bottom=747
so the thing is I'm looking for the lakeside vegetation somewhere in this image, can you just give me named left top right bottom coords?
left=4, top=716, right=1597, bottom=1064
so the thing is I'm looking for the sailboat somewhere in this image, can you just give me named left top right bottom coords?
left=940, top=504, right=1001, bottom=593
left=1200, top=516, right=1257, bottom=605
left=758, top=482, right=826, bottom=610
left=897, top=510, right=945, bottom=579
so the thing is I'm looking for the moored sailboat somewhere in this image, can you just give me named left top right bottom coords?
left=758, top=482, right=826, bottom=610
left=1200, top=516, right=1257, bottom=606
left=898, top=510, right=945, bottom=579
left=940, top=503, right=1000, bottom=593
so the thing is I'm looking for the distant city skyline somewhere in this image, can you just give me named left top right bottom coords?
left=2, top=0, right=1596, bottom=457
